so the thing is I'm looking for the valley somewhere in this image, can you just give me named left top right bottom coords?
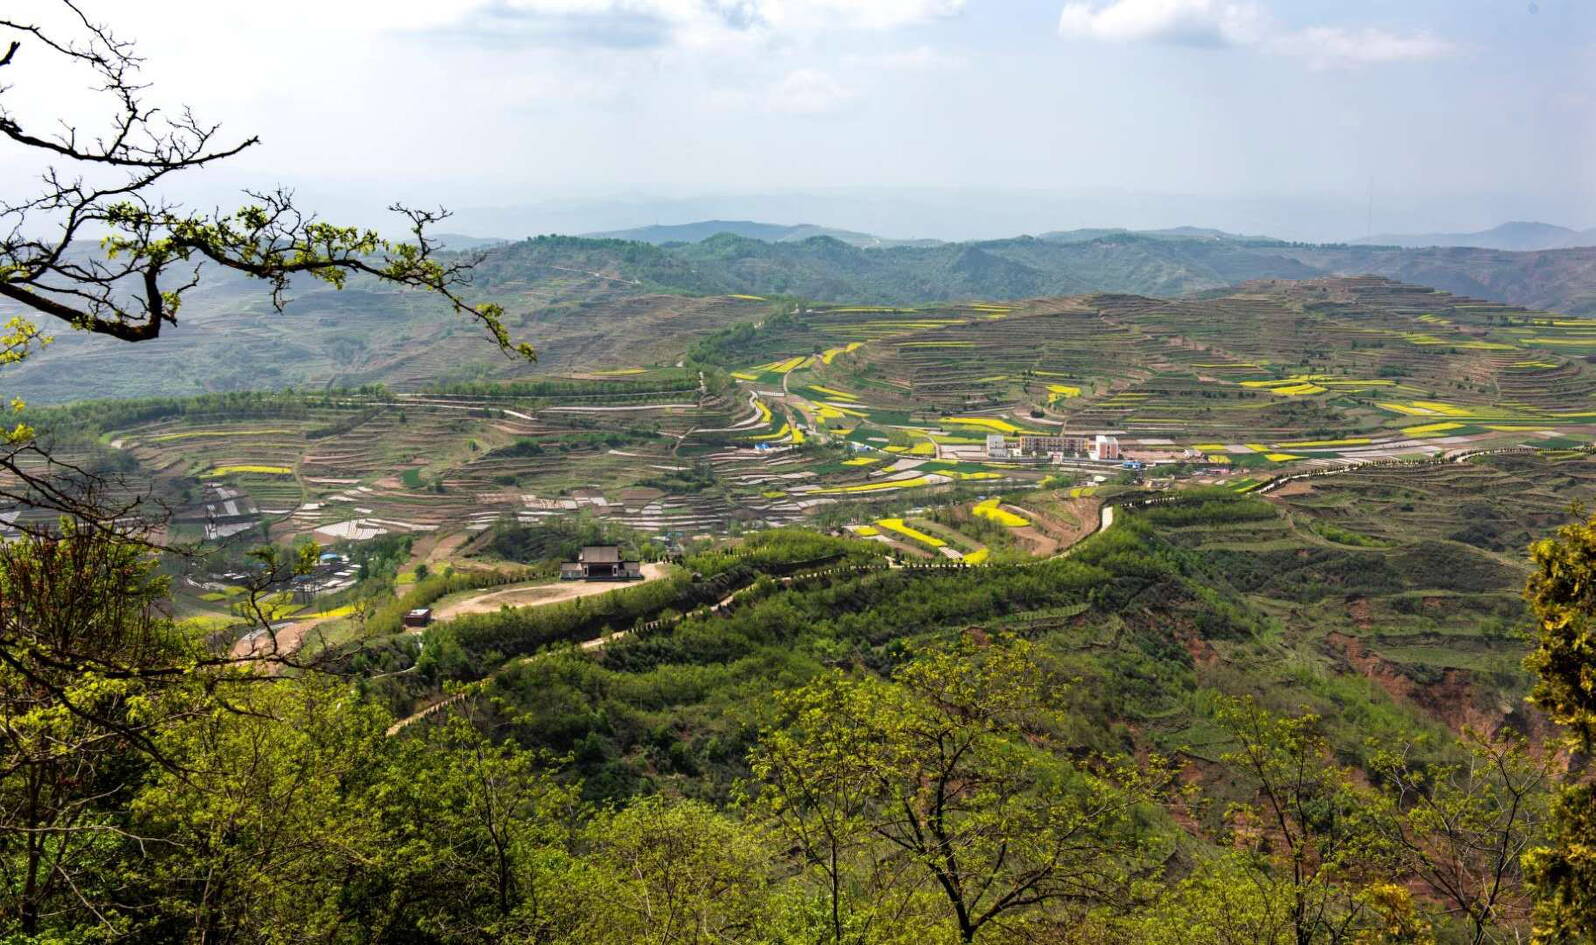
left=22, top=273, right=1596, bottom=766
left=7, top=1, right=1595, bottom=939
left=11, top=245, right=1596, bottom=945
left=45, top=276, right=1596, bottom=573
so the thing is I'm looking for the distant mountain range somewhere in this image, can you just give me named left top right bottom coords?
left=1354, top=221, right=1596, bottom=252
left=584, top=220, right=1285, bottom=249
left=473, top=230, right=1596, bottom=316
left=9, top=226, right=1596, bottom=405
left=504, top=217, right=1596, bottom=254
left=431, top=233, right=511, bottom=251
left=584, top=219, right=940, bottom=248
left=1039, top=225, right=1280, bottom=244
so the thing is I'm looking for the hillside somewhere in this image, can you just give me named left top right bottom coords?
left=1038, top=225, right=1277, bottom=243
left=0, top=252, right=780, bottom=404
left=480, top=232, right=1596, bottom=314
left=36, top=274, right=1596, bottom=561
left=6, top=232, right=1596, bottom=406
left=585, top=219, right=938, bottom=248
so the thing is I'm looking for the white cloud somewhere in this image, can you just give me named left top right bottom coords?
left=1058, top=0, right=1456, bottom=66
left=1058, top=0, right=1264, bottom=47
left=464, top=0, right=967, bottom=47
left=865, top=45, right=969, bottom=71
left=769, top=69, right=855, bottom=114
left=754, top=0, right=965, bottom=32
left=66, top=0, right=965, bottom=52
left=1265, top=26, right=1458, bottom=67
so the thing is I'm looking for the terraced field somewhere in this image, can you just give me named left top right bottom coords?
left=715, top=278, right=1596, bottom=481
left=32, top=275, right=1596, bottom=631
left=4, top=276, right=777, bottom=404
left=1141, top=451, right=1596, bottom=728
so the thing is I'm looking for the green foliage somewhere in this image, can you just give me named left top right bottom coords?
left=1214, top=697, right=1403, bottom=943
left=0, top=523, right=202, bottom=937
left=132, top=677, right=393, bottom=939
left=367, top=566, right=535, bottom=637
left=421, top=572, right=713, bottom=680
left=1525, top=511, right=1596, bottom=746
left=345, top=532, right=413, bottom=585
left=101, top=197, right=535, bottom=361
left=484, top=517, right=643, bottom=565
left=578, top=796, right=776, bottom=943
left=1523, top=510, right=1596, bottom=942
left=426, top=369, right=700, bottom=400
left=1524, top=784, right=1596, bottom=944
left=1370, top=731, right=1550, bottom=943
left=1133, top=489, right=1278, bottom=529
left=687, top=314, right=798, bottom=365
left=0, top=506, right=1570, bottom=943
left=30, top=386, right=395, bottom=436
left=1116, top=854, right=1301, bottom=945
left=1311, top=520, right=1395, bottom=548
left=750, top=636, right=1168, bottom=944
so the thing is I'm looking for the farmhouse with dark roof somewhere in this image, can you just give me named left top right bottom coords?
left=562, top=545, right=644, bottom=581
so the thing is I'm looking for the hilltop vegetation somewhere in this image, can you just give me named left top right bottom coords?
left=584, top=219, right=940, bottom=248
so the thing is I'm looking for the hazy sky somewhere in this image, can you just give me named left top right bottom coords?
left=5, top=0, right=1593, bottom=240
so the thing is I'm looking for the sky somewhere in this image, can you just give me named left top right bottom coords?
left=3, top=0, right=1593, bottom=241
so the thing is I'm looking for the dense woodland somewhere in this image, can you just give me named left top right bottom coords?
left=3, top=499, right=1595, bottom=943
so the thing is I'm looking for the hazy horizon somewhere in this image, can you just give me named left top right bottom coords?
left=431, top=187, right=1596, bottom=245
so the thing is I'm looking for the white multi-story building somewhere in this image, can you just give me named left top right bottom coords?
left=985, top=433, right=1009, bottom=459
left=1090, top=434, right=1121, bottom=462
left=1018, top=434, right=1088, bottom=456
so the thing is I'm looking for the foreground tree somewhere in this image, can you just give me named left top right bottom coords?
left=1119, top=853, right=1303, bottom=945
left=1522, top=511, right=1596, bottom=942
left=132, top=676, right=391, bottom=941
left=576, top=796, right=777, bottom=945
left=0, top=2, right=531, bottom=356
left=1372, top=732, right=1551, bottom=945
left=1216, top=698, right=1401, bottom=945
left=0, top=5, right=539, bottom=938
left=0, top=521, right=201, bottom=934
left=751, top=636, right=1165, bottom=944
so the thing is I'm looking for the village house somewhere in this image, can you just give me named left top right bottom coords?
left=562, top=545, right=645, bottom=581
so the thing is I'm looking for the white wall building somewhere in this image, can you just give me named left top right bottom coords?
left=1090, top=434, right=1121, bottom=462
left=985, top=433, right=1009, bottom=459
